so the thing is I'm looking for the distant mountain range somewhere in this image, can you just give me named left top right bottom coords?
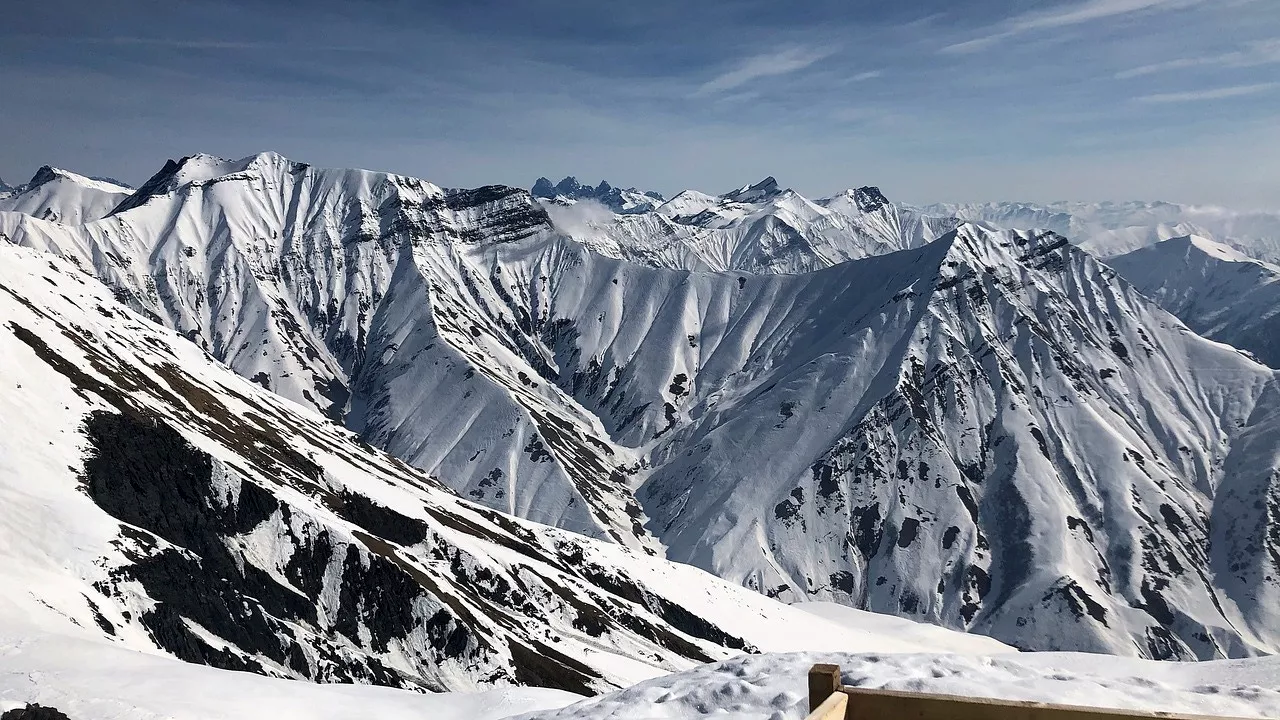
left=0, top=165, right=132, bottom=224
left=532, top=176, right=665, bottom=214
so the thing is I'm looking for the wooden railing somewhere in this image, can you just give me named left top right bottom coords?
left=805, top=663, right=1244, bottom=720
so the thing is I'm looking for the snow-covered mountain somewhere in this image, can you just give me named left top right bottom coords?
left=0, top=166, right=132, bottom=224
left=5, top=152, right=1280, bottom=662
left=1107, top=235, right=1280, bottom=369
left=531, top=176, right=664, bottom=214
left=548, top=179, right=957, bottom=273
left=0, top=241, right=939, bottom=698
left=923, top=200, right=1280, bottom=263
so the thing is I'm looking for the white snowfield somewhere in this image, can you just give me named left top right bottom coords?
left=0, top=634, right=577, bottom=720
left=515, top=651, right=1280, bottom=720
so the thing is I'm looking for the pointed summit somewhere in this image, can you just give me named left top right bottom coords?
left=528, top=175, right=664, bottom=213
left=531, top=177, right=557, bottom=198
left=722, top=176, right=781, bottom=204
left=852, top=186, right=890, bottom=213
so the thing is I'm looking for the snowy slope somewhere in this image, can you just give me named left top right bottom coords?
left=0, top=635, right=576, bottom=720
left=1108, top=236, right=1280, bottom=369
left=0, top=242, right=974, bottom=697
left=0, top=166, right=131, bottom=224
left=0, top=152, right=654, bottom=550
left=6, top=152, right=1280, bottom=660
left=516, top=651, right=1280, bottom=720
left=471, top=224, right=1280, bottom=659
left=924, top=200, right=1280, bottom=263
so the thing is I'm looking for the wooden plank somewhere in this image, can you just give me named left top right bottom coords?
left=804, top=690, right=848, bottom=720
left=841, top=685, right=1250, bottom=720
left=809, top=663, right=843, bottom=712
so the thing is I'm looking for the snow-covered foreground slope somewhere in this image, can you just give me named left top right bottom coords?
left=5, top=152, right=1280, bottom=660
left=0, top=166, right=131, bottom=224
left=516, top=651, right=1280, bottom=720
left=924, top=200, right=1280, bottom=263
left=0, top=635, right=576, bottom=720
left=1108, top=236, right=1280, bottom=369
left=0, top=242, right=978, bottom=696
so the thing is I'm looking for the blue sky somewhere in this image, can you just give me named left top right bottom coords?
left=2, top=0, right=1278, bottom=206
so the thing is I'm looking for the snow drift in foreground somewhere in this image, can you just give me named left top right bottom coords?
left=0, top=634, right=576, bottom=720
left=517, top=651, right=1280, bottom=720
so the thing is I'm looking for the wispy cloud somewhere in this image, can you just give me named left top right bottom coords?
left=50, top=35, right=377, bottom=53
left=695, top=47, right=834, bottom=96
left=1115, top=38, right=1280, bottom=78
left=850, top=70, right=883, bottom=82
left=1134, top=82, right=1276, bottom=103
left=942, top=0, right=1202, bottom=54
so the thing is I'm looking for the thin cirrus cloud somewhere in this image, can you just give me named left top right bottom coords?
left=694, top=46, right=835, bottom=96
left=941, top=0, right=1203, bottom=54
left=1115, top=38, right=1280, bottom=78
left=1134, top=82, right=1277, bottom=103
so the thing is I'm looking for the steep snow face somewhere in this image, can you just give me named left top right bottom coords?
left=0, top=243, right=945, bottom=697
left=556, top=183, right=956, bottom=274
left=472, top=224, right=1280, bottom=659
left=924, top=200, right=1280, bottom=263
left=1109, top=236, right=1280, bottom=369
left=0, top=166, right=132, bottom=224
left=0, top=152, right=653, bottom=550
left=531, top=177, right=664, bottom=214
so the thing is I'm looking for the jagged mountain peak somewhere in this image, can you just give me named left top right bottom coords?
left=820, top=186, right=893, bottom=214
left=530, top=174, right=664, bottom=213
left=722, top=176, right=781, bottom=204
left=23, top=165, right=132, bottom=194
left=0, top=164, right=133, bottom=224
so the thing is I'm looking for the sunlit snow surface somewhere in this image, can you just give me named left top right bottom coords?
left=517, top=652, right=1280, bottom=720
left=0, top=634, right=577, bottom=720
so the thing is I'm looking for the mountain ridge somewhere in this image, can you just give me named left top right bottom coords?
left=1108, top=235, right=1280, bottom=368
left=4, top=150, right=1280, bottom=661
left=0, top=240, right=924, bottom=695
